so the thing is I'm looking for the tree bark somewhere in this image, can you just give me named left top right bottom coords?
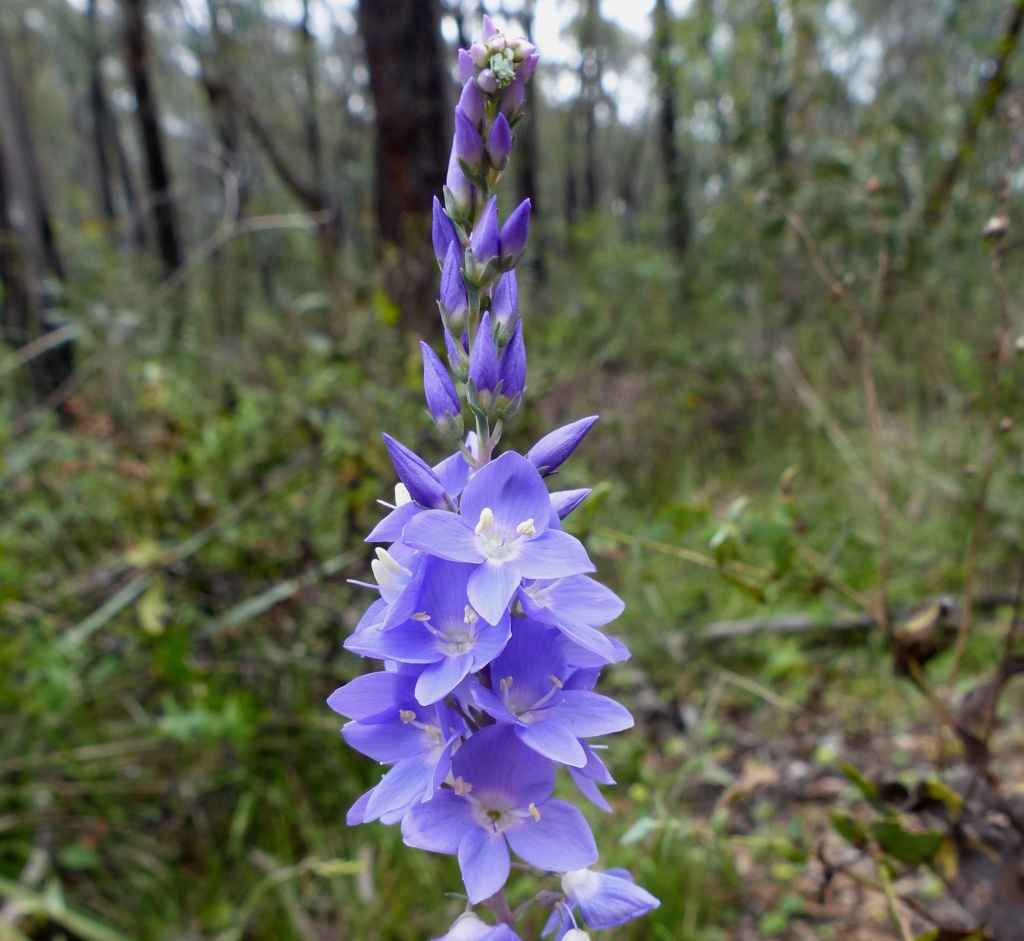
left=0, top=31, right=73, bottom=403
left=653, top=0, right=690, bottom=256
left=87, top=0, right=116, bottom=223
left=122, top=0, right=184, bottom=275
left=357, top=0, right=450, bottom=336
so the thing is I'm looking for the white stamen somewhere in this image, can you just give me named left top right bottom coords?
left=499, top=676, right=514, bottom=692
left=454, top=775, right=473, bottom=797
left=475, top=507, right=494, bottom=536
left=516, top=518, right=536, bottom=538
left=528, top=802, right=541, bottom=822
left=394, top=482, right=411, bottom=506
left=464, top=605, right=479, bottom=625
left=411, top=611, right=431, bottom=621
left=399, top=709, right=416, bottom=724
left=549, top=675, right=563, bottom=689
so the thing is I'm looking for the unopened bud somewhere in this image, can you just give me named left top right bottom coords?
left=491, top=270, right=520, bottom=343
left=487, top=113, right=513, bottom=172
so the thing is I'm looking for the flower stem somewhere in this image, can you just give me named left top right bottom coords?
left=487, top=887, right=515, bottom=927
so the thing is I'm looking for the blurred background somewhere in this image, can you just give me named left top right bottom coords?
left=3, top=0, right=1024, bottom=938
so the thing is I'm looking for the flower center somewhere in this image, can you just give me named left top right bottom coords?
left=501, top=673, right=563, bottom=720
left=473, top=507, right=535, bottom=563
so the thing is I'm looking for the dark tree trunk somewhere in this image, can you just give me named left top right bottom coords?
left=358, top=0, right=450, bottom=336
left=0, top=32, right=73, bottom=404
left=299, top=0, right=323, bottom=198
left=653, top=0, right=690, bottom=256
left=122, top=0, right=184, bottom=275
left=87, top=0, right=116, bottom=223
left=759, top=0, right=793, bottom=197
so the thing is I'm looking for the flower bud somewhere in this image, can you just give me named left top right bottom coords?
left=550, top=488, right=591, bottom=520
left=563, top=932, right=592, bottom=941
left=487, top=113, right=513, bottom=172
left=432, top=197, right=459, bottom=268
left=477, top=68, right=499, bottom=94
left=481, top=14, right=498, bottom=41
left=421, top=341, right=463, bottom=438
left=491, top=270, right=519, bottom=343
left=468, top=311, right=499, bottom=407
left=508, top=37, right=536, bottom=62
left=439, top=244, right=469, bottom=336
left=500, top=71, right=525, bottom=113
left=445, top=147, right=475, bottom=221
left=381, top=434, right=452, bottom=510
left=499, top=199, right=531, bottom=268
left=497, top=321, right=526, bottom=402
left=470, top=40, right=490, bottom=70
left=458, top=48, right=475, bottom=84
left=458, top=80, right=486, bottom=126
left=519, top=53, right=539, bottom=83
left=454, top=108, right=484, bottom=173
left=470, top=197, right=500, bottom=270
left=525, top=415, right=599, bottom=476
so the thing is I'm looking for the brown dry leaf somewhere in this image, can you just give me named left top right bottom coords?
left=714, top=758, right=779, bottom=811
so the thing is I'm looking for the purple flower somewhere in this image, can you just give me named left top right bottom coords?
left=440, top=244, right=470, bottom=336
left=454, top=107, right=484, bottom=171
left=549, top=489, right=590, bottom=521
left=499, top=199, right=531, bottom=269
left=458, top=80, right=486, bottom=126
left=346, top=558, right=511, bottom=705
left=469, top=311, right=499, bottom=401
left=434, top=913, right=522, bottom=941
left=470, top=620, right=633, bottom=767
left=382, top=434, right=454, bottom=511
left=421, top=341, right=462, bottom=435
left=487, top=113, right=513, bottom=171
left=497, top=321, right=526, bottom=401
left=401, top=725, right=598, bottom=903
left=403, top=451, right=595, bottom=625
left=519, top=575, right=625, bottom=663
left=432, top=197, right=460, bottom=267
left=446, top=146, right=475, bottom=219
left=470, top=197, right=500, bottom=269
left=560, top=868, right=660, bottom=929
left=491, top=270, right=519, bottom=342
left=526, top=416, right=599, bottom=477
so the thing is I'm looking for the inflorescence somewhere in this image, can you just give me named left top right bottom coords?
left=328, top=17, right=659, bottom=940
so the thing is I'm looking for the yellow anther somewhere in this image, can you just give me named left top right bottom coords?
left=549, top=675, right=563, bottom=689
left=475, top=507, right=495, bottom=536
left=411, top=611, right=431, bottom=621
left=454, top=776, right=473, bottom=797
left=516, top=518, right=536, bottom=538
left=399, top=709, right=417, bottom=724
left=528, top=802, right=541, bottom=822
left=499, top=676, right=514, bottom=692
left=464, top=605, right=479, bottom=624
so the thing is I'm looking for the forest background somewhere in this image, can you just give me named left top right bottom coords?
left=3, top=0, right=1024, bottom=939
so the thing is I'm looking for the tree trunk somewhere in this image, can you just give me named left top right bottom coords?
left=653, top=0, right=690, bottom=256
left=517, top=0, right=544, bottom=279
left=87, top=0, right=116, bottom=223
left=0, top=31, right=73, bottom=404
left=122, top=0, right=184, bottom=275
left=357, top=0, right=450, bottom=336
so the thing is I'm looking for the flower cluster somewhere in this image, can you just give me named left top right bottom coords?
left=329, top=17, right=658, bottom=939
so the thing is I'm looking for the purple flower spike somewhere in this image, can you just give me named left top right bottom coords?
left=459, top=80, right=486, bottom=126
left=487, top=113, right=513, bottom=171
left=471, top=197, right=500, bottom=267
left=454, top=108, right=484, bottom=170
left=525, top=416, right=599, bottom=476
left=499, top=198, right=531, bottom=267
left=403, top=451, right=595, bottom=625
left=401, top=725, right=598, bottom=903
left=469, top=311, right=499, bottom=398
left=440, top=244, right=469, bottom=336
left=561, top=869, right=660, bottom=929
left=382, top=434, right=452, bottom=511
left=432, top=197, right=459, bottom=267
left=491, top=270, right=519, bottom=341
left=497, top=322, right=526, bottom=399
